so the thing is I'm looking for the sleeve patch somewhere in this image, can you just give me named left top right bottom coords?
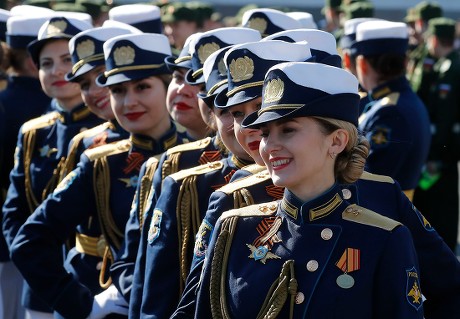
left=412, top=204, right=434, bottom=232
left=193, top=219, right=214, bottom=260
left=369, top=126, right=391, bottom=147
left=148, top=209, right=163, bottom=244
left=406, top=267, right=423, bottom=311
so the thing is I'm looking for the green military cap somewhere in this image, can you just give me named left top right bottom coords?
left=414, top=1, right=443, bottom=22
left=77, top=0, right=106, bottom=19
left=324, top=0, right=342, bottom=9
left=404, top=7, right=417, bottom=23
left=161, top=2, right=198, bottom=24
left=23, top=0, right=51, bottom=8
left=52, top=2, right=88, bottom=13
left=342, top=1, right=374, bottom=20
left=428, top=17, right=456, bottom=39
left=186, top=1, right=215, bottom=26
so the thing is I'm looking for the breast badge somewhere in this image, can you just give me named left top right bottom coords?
left=335, top=248, right=360, bottom=289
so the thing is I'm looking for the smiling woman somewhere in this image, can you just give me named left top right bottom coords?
left=191, top=62, right=425, bottom=319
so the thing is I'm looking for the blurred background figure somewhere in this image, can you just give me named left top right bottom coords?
left=413, top=17, right=460, bottom=252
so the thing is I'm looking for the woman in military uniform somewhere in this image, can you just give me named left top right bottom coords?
left=111, top=28, right=262, bottom=318
left=1, top=16, right=102, bottom=319
left=193, top=62, right=424, bottom=319
left=9, top=33, right=188, bottom=319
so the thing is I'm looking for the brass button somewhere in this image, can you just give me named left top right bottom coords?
left=295, top=292, right=305, bottom=304
left=321, top=228, right=333, bottom=240
left=306, top=260, right=319, bottom=272
left=342, top=188, right=352, bottom=199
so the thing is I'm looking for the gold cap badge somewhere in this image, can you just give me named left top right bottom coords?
left=247, top=17, right=267, bottom=35
left=114, top=46, right=135, bottom=66
left=76, top=39, right=95, bottom=60
left=229, top=56, right=254, bottom=83
left=47, top=20, right=67, bottom=36
left=263, top=78, right=284, bottom=104
left=217, top=58, right=226, bottom=76
left=197, top=42, right=220, bottom=64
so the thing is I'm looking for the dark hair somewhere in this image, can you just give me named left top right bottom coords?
left=365, top=53, right=406, bottom=82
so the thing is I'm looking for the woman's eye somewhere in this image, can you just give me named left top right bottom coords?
left=110, top=86, right=123, bottom=94
left=79, top=82, right=90, bottom=91
left=40, top=60, right=52, bottom=69
left=137, top=83, right=150, bottom=91
left=231, top=111, right=244, bottom=119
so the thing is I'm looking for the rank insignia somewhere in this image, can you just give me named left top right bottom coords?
left=369, top=126, right=390, bottom=147
left=247, top=244, right=280, bottom=264
left=148, top=209, right=163, bottom=244
left=412, top=204, right=434, bottom=232
left=119, top=175, right=139, bottom=188
left=39, top=144, right=58, bottom=157
left=194, top=219, right=214, bottom=260
left=54, top=171, right=77, bottom=194
left=406, top=267, right=423, bottom=311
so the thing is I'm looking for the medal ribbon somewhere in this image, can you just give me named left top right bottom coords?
left=336, top=248, right=360, bottom=273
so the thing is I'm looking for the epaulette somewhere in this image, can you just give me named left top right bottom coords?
left=239, top=164, right=266, bottom=175
left=84, top=139, right=131, bottom=162
left=70, top=121, right=113, bottom=145
left=21, top=111, right=62, bottom=133
left=379, top=92, right=400, bottom=107
left=220, top=201, right=278, bottom=220
left=342, top=204, right=401, bottom=231
left=166, top=137, right=212, bottom=155
left=359, top=171, right=394, bottom=184
left=218, top=169, right=271, bottom=195
left=169, top=160, right=223, bottom=182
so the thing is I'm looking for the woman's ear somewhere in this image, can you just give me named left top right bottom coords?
left=330, top=129, right=349, bottom=155
left=356, top=55, right=367, bottom=75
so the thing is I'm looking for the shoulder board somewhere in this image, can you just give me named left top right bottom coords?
left=169, top=160, right=223, bottom=181
left=359, top=171, right=394, bottom=184
left=166, top=137, right=212, bottom=155
left=221, top=201, right=278, bottom=220
left=218, top=169, right=271, bottom=195
left=342, top=204, right=401, bottom=231
left=240, top=164, right=266, bottom=175
left=70, top=122, right=113, bottom=143
left=22, top=111, right=62, bottom=133
left=145, top=155, right=161, bottom=167
left=379, top=92, right=400, bottom=107
left=84, top=139, right=131, bottom=161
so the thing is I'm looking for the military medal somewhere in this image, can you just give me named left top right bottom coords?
left=247, top=216, right=282, bottom=264
left=336, top=273, right=355, bottom=289
left=247, top=244, right=280, bottom=264
left=335, top=248, right=360, bottom=289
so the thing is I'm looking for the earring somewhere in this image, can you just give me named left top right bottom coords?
left=329, top=152, right=336, bottom=159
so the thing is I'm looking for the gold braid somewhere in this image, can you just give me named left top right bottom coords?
left=93, top=156, right=122, bottom=288
left=138, top=158, right=159, bottom=229
left=257, top=260, right=297, bottom=319
left=42, top=156, right=66, bottom=201
left=210, top=216, right=238, bottom=319
left=233, top=188, right=255, bottom=209
left=162, top=152, right=181, bottom=180
left=23, top=130, right=39, bottom=213
left=176, top=175, right=200, bottom=293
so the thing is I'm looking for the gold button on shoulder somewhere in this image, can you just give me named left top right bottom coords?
left=342, top=188, right=352, bottom=199
left=295, top=292, right=305, bottom=304
left=306, top=260, right=319, bottom=272
left=321, top=228, right=333, bottom=240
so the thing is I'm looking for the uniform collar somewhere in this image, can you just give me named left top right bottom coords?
left=280, top=183, right=347, bottom=224
left=230, top=154, right=254, bottom=169
left=55, top=102, right=93, bottom=123
left=129, top=121, right=182, bottom=153
left=369, top=76, right=409, bottom=101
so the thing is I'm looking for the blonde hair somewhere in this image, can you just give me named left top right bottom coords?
left=313, top=116, right=370, bottom=184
